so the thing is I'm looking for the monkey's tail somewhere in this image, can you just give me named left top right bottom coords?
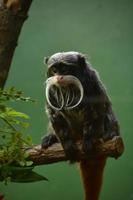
left=79, top=157, right=107, bottom=200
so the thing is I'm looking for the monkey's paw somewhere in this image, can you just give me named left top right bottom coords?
left=41, top=134, right=58, bottom=149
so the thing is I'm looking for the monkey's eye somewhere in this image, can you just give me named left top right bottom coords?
left=52, top=67, right=58, bottom=74
left=49, top=67, right=58, bottom=76
left=47, top=67, right=58, bottom=77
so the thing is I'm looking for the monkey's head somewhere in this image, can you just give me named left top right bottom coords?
left=44, top=52, right=87, bottom=111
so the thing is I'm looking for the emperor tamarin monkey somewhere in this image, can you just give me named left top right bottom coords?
left=41, top=52, right=120, bottom=200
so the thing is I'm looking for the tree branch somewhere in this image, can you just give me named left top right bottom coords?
left=27, top=136, right=124, bottom=165
left=0, top=0, right=33, bottom=88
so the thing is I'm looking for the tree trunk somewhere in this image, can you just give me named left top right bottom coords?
left=0, top=0, right=32, bottom=88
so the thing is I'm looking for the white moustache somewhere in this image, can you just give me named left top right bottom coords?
left=45, top=75, right=84, bottom=111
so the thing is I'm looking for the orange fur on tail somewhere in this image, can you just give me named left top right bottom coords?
left=80, top=157, right=107, bottom=200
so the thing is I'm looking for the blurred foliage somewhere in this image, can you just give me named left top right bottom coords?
left=0, top=87, right=47, bottom=183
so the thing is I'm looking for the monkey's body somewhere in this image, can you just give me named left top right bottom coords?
left=42, top=52, right=120, bottom=200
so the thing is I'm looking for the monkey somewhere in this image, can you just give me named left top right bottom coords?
left=41, top=51, right=120, bottom=200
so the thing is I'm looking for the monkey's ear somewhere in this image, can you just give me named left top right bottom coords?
left=78, top=54, right=86, bottom=66
left=44, top=57, right=49, bottom=64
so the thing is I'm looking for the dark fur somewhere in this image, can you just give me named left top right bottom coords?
left=42, top=52, right=120, bottom=161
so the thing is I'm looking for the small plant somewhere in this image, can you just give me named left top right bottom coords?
left=0, top=87, right=47, bottom=183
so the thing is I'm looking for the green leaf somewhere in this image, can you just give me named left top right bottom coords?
left=20, top=122, right=30, bottom=128
left=11, top=171, right=48, bottom=183
left=26, top=161, right=33, bottom=166
left=25, top=135, right=32, bottom=143
left=6, top=108, right=29, bottom=119
left=19, top=161, right=26, bottom=167
left=0, top=87, right=35, bottom=182
left=0, top=166, right=48, bottom=183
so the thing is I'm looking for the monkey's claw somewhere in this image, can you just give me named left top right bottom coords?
left=41, top=134, right=58, bottom=149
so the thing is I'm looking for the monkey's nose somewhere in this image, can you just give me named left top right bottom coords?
left=56, top=76, right=64, bottom=83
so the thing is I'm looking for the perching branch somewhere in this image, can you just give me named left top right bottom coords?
left=0, top=0, right=33, bottom=88
left=27, top=136, right=124, bottom=166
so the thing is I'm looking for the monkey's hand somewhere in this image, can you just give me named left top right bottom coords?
left=42, top=133, right=78, bottom=161
left=41, top=134, right=59, bottom=149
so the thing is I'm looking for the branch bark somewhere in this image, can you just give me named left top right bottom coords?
left=27, top=136, right=124, bottom=165
left=0, top=0, right=33, bottom=88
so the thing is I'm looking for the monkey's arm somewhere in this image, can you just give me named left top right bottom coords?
left=42, top=107, right=78, bottom=161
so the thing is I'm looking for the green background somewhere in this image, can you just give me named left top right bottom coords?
left=1, top=0, right=133, bottom=199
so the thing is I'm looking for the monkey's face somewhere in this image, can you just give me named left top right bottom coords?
left=45, top=52, right=85, bottom=111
